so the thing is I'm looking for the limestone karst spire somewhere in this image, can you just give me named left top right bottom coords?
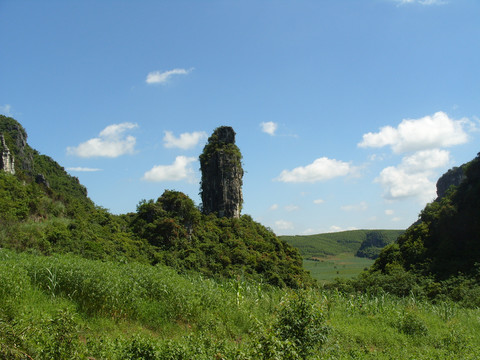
left=199, top=126, right=243, bottom=218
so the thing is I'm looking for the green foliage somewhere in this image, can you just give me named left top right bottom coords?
left=39, top=308, right=83, bottom=360
left=199, top=126, right=243, bottom=170
left=131, top=191, right=313, bottom=287
left=356, top=231, right=397, bottom=259
left=398, top=310, right=428, bottom=336
left=273, top=290, right=329, bottom=359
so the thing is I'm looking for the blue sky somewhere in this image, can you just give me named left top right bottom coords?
left=1, top=0, right=479, bottom=235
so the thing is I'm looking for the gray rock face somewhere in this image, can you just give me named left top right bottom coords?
left=0, top=116, right=34, bottom=173
left=435, top=166, right=466, bottom=200
left=0, top=134, right=15, bottom=174
left=199, top=126, right=243, bottom=218
left=35, top=173, right=50, bottom=188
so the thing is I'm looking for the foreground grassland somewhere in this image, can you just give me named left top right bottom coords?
left=1, top=249, right=479, bottom=359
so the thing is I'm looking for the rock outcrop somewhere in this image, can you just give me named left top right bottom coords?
left=435, top=166, right=466, bottom=200
left=199, top=126, right=243, bottom=218
left=0, top=115, right=33, bottom=173
left=0, top=134, right=15, bottom=174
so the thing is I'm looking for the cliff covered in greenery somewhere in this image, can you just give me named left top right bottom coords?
left=373, top=153, right=480, bottom=279
left=329, top=153, right=480, bottom=307
left=0, top=116, right=312, bottom=288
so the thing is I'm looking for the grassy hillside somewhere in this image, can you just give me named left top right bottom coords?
left=280, top=229, right=404, bottom=258
left=1, top=249, right=479, bottom=359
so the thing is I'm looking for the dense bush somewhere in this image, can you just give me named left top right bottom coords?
left=131, top=190, right=314, bottom=288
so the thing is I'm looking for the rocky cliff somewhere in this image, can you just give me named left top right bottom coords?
left=0, top=134, right=15, bottom=174
left=0, top=114, right=89, bottom=199
left=435, top=165, right=466, bottom=200
left=199, top=126, right=243, bottom=218
left=0, top=115, right=34, bottom=173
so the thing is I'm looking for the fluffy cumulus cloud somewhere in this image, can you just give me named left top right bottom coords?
left=67, top=123, right=138, bottom=158
left=375, top=149, right=450, bottom=202
left=163, top=131, right=207, bottom=150
left=358, top=112, right=470, bottom=153
left=260, top=121, right=278, bottom=136
left=146, top=68, right=193, bottom=84
left=276, top=157, right=352, bottom=183
left=313, top=199, right=325, bottom=204
left=142, top=156, right=196, bottom=182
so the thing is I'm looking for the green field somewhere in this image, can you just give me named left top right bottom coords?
left=280, top=230, right=403, bottom=283
left=303, top=253, right=375, bottom=283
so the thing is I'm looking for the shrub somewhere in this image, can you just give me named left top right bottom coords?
left=398, top=311, right=428, bottom=336
left=256, top=290, right=329, bottom=359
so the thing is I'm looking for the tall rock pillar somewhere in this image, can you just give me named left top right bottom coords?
left=199, top=126, right=243, bottom=218
left=0, top=134, right=15, bottom=175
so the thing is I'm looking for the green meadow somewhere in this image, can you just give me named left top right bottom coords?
left=280, top=230, right=402, bottom=283
left=1, top=249, right=479, bottom=359
left=303, top=254, right=374, bottom=283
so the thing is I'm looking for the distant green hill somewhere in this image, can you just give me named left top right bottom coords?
left=280, top=229, right=404, bottom=259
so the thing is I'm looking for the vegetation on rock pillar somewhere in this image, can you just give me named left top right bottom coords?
left=199, top=126, right=244, bottom=218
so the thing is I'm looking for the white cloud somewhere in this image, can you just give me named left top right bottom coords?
left=375, top=149, right=450, bottom=201
left=329, top=225, right=343, bottom=232
left=163, top=130, right=207, bottom=150
left=146, top=68, right=193, bottom=84
left=313, top=199, right=325, bottom=204
left=67, top=167, right=102, bottom=172
left=394, top=0, right=446, bottom=5
left=358, top=112, right=470, bottom=153
left=260, top=121, right=278, bottom=136
left=400, top=148, right=450, bottom=172
left=341, top=201, right=368, bottom=212
left=385, top=209, right=394, bottom=215
left=275, top=220, right=294, bottom=230
left=376, top=166, right=436, bottom=202
left=328, top=225, right=358, bottom=233
left=284, top=205, right=300, bottom=212
left=276, top=157, right=352, bottom=183
left=270, top=204, right=279, bottom=211
left=67, top=123, right=138, bottom=158
left=0, top=104, right=12, bottom=116
left=142, top=156, right=196, bottom=182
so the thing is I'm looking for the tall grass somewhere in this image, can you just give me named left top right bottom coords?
left=0, top=249, right=479, bottom=359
